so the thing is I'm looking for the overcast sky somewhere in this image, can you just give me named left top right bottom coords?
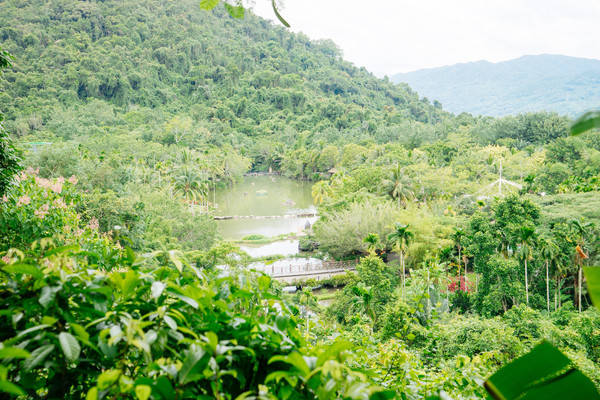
left=251, top=0, right=600, bottom=77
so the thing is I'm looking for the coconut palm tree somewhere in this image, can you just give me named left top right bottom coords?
left=452, top=229, right=467, bottom=285
left=172, top=167, right=208, bottom=213
left=387, top=223, right=413, bottom=298
left=517, top=226, right=536, bottom=306
left=539, top=236, right=559, bottom=312
left=382, top=164, right=414, bottom=208
left=570, top=219, right=593, bottom=312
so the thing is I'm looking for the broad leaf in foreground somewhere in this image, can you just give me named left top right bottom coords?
left=571, top=110, right=600, bottom=135
left=484, top=341, right=600, bottom=400
left=584, top=267, right=600, bottom=308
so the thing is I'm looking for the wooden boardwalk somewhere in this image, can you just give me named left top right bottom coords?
left=214, top=212, right=317, bottom=220
left=272, top=267, right=355, bottom=283
left=256, top=260, right=356, bottom=283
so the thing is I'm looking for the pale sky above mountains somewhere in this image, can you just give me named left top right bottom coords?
left=252, top=0, right=600, bottom=76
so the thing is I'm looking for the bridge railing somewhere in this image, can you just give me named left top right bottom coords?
left=262, top=260, right=356, bottom=277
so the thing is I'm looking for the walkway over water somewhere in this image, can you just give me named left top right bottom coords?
left=214, top=212, right=317, bottom=220
left=249, top=259, right=356, bottom=283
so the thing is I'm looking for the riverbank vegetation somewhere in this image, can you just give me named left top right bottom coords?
left=1, top=0, right=600, bottom=398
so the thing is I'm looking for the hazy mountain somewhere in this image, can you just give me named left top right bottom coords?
left=392, top=54, right=600, bottom=117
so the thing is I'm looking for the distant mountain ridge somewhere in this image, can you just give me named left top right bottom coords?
left=391, top=54, right=600, bottom=117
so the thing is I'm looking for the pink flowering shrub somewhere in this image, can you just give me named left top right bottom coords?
left=1, top=170, right=92, bottom=251
left=1, top=170, right=125, bottom=269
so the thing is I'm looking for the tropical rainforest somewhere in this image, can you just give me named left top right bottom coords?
left=0, top=0, right=599, bottom=399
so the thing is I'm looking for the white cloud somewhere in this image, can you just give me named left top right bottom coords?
left=251, top=0, right=600, bottom=76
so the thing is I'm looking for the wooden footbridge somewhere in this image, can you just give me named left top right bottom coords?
left=214, top=212, right=317, bottom=220
left=251, top=260, right=356, bottom=283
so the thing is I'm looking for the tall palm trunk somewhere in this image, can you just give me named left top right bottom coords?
left=545, top=259, right=550, bottom=312
left=401, top=251, right=405, bottom=299
left=464, top=255, right=468, bottom=289
left=525, top=258, right=529, bottom=306
left=554, top=277, right=558, bottom=311
left=578, top=267, right=582, bottom=313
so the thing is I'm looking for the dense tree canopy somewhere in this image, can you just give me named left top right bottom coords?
left=1, top=0, right=600, bottom=398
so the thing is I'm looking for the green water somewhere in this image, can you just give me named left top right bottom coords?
left=214, top=175, right=316, bottom=241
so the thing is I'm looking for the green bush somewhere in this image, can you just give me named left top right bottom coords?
left=419, top=315, right=524, bottom=363
left=0, top=243, right=393, bottom=399
left=298, top=237, right=319, bottom=252
left=241, top=234, right=267, bottom=241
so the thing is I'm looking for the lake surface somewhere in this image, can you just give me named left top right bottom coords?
left=214, top=175, right=317, bottom=241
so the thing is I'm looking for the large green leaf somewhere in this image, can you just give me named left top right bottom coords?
left=269, top=352, right=310, bottom=377
left=178, top=345, right=208, bottom=384
left=224, top=3, right=244, bottom=19
left=484, top=341, right=600, bottom=400
left=154, top=376, right=175, bottom=400
left=271, top=0, right=290, bottom=27
left=3, top=263, right=44, bottom=279
left=98, top=369, right=121, bottom=390
left=39, top=285, right=61, bottom=308
left=0, top=347, right=30, bottom=359
left=135, top=385, right=152, bottom=400
left=58, top=332, right=81, bottom=362
left=584, top=267, right=600, bottom=308
left=199, top=0, right=219, bottom=10
left=0, top=380, right=25, bottom=396
left=24, top=344, right=55, bottom=370
left=45, top=244, right=80, bottom=257
left=571, top=110, right=600, bottom=135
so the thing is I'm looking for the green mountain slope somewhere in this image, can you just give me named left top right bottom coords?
left=0, top=0, right=446, bottom=157
left=392, top=54, right=600, bottom=117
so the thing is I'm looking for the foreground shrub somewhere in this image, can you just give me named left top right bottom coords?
left=0, top=243, right=392, bottom=399
left=0, top=169, right=82, bottom=250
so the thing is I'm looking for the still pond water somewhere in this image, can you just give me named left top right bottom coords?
left=214, top=175, right=317, bottom=257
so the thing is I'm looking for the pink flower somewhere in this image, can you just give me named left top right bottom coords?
left=1, top=255, right=10, bottom=264
left=53, top=198, right=67, bottom=209
left=25, top=167, right=38, bottom=176
left=68, top=175, right=78, bottom=185
left=57, top=177, right=65, bottom=184
left=16, top=195, right=31, bottom=206
left=88, top=217, right=99, bottom=231
left=75, top=228, right=84, bottom=237
left=34, top=204, right=50, bottom=219
left=50, top=182, right=63, bottom=194
left=1, top=195, right=7, bottom=203
left=35, top=177, right=52, bottom=190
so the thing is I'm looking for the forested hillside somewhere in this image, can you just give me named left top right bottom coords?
left=0, top=0, right=445, bottom=151
left=392, top=55, right=600, bottom=117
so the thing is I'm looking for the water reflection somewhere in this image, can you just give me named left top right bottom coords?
left=215, top=176, right=317, bottom=258
left=239, top=240, right=301, bottom=258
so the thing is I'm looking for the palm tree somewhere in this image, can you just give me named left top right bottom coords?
left=570, top=219, right=593, bottom=312
left=363, top=233, right=381, bottom=255
left=311, top=180, right=332, bottom=205
left=517, top=226, right=536, bottom=306
left=350, top=283, right=376, bottom=324
left=387, top=223, right=413, bottom=298
left=382, top=164, right=413, bottom=208
left=452, top=229, right=467, bottom=286
left=539, top=236, right=559, bottom=312
left=172, top=167, right=208, bottom=213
